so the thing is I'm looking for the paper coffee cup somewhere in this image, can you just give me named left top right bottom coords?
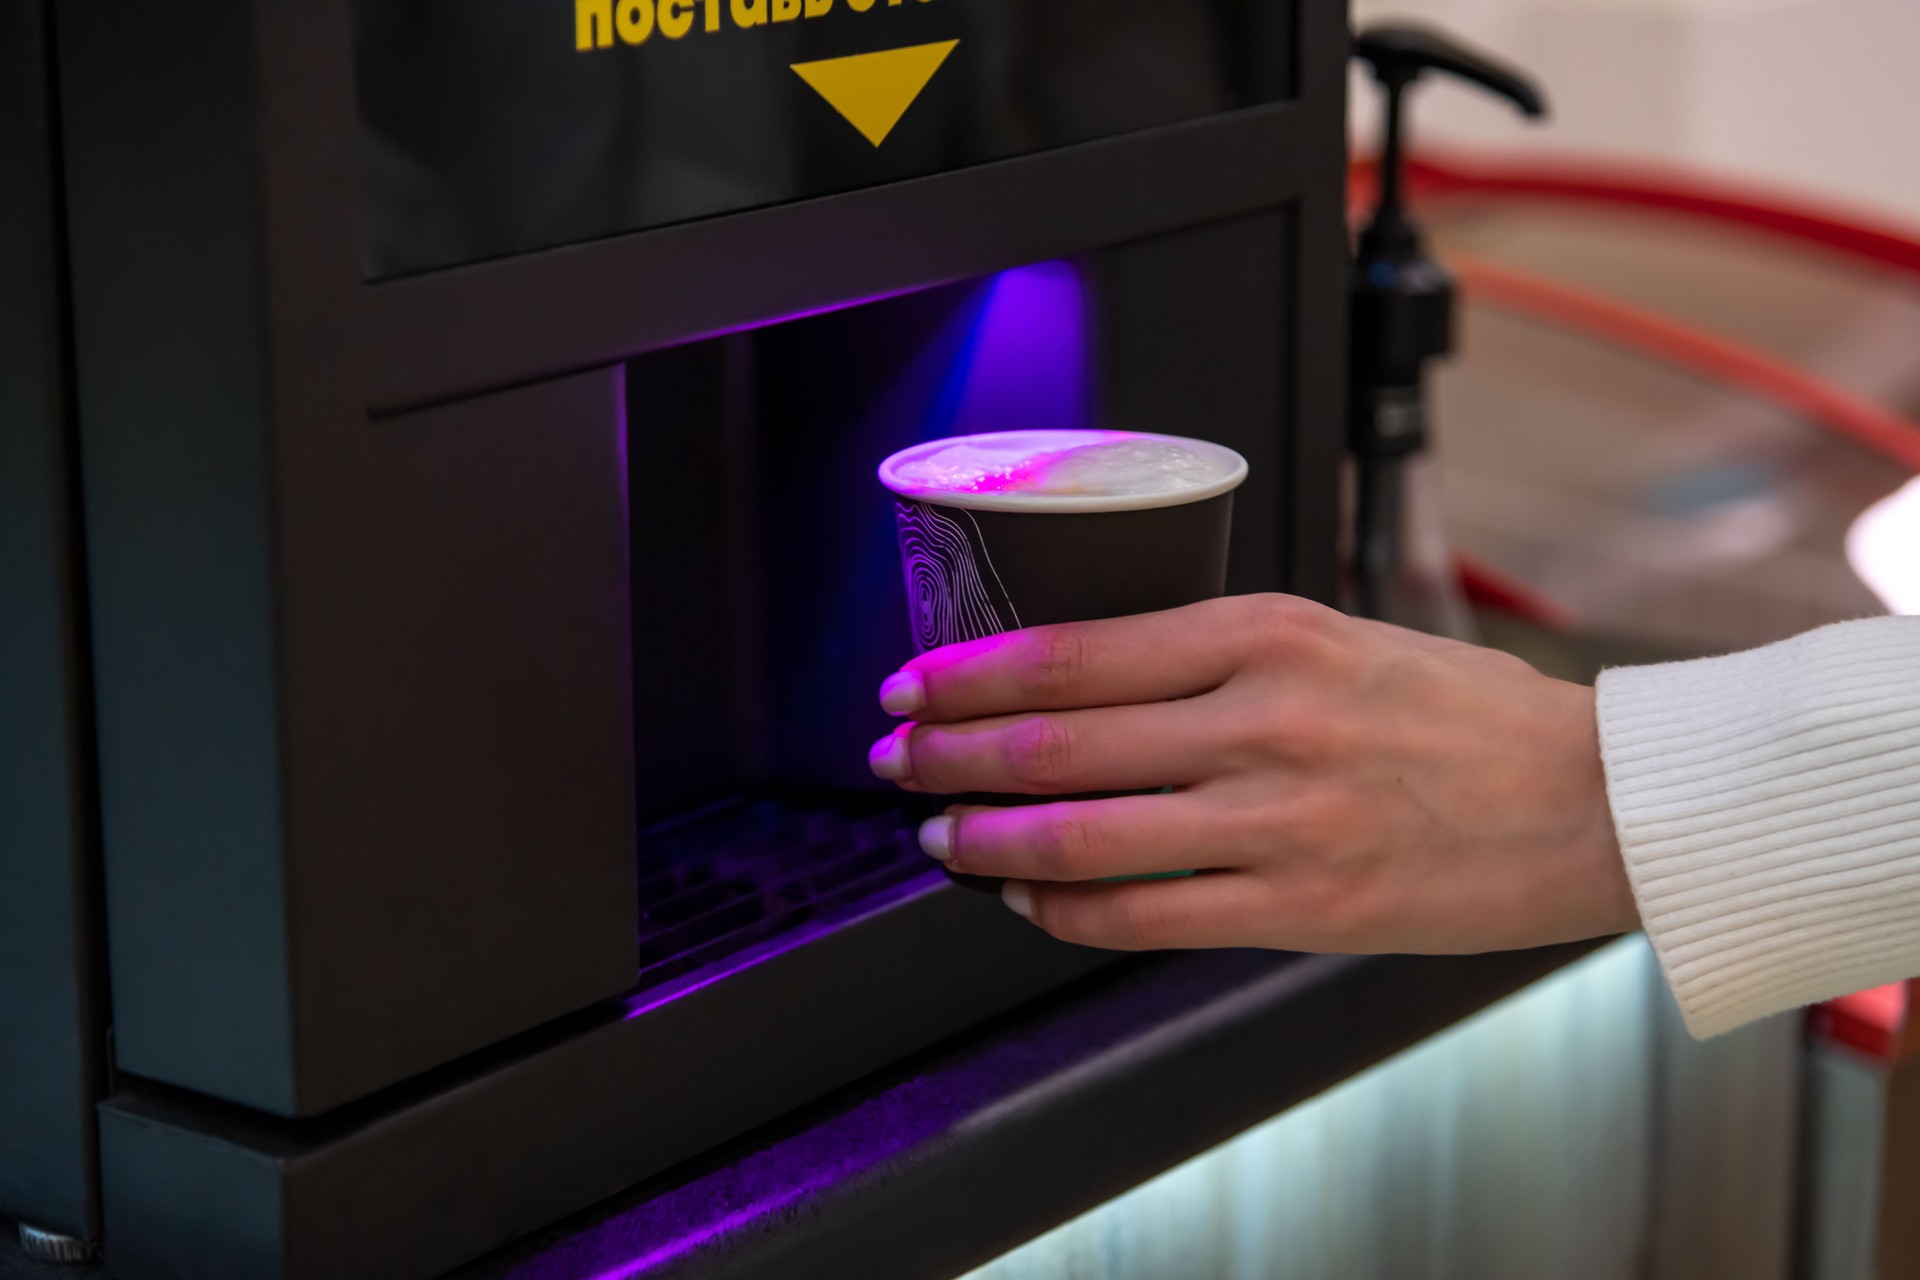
left=878, top=430, right=1248, bottom=891
left=879, top=430, right=1248, bottom=650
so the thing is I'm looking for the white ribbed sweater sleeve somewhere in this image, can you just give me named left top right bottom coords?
left=1596, top=616, right=1920, bottom=1039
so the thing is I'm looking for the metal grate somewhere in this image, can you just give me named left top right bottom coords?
left=633, top=793, right=936, bottom=989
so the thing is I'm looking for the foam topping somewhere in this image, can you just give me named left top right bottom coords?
left=887, top=431, right=1235, bottom=501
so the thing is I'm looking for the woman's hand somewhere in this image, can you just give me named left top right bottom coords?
left=867, top=594, right=1636, bottom=954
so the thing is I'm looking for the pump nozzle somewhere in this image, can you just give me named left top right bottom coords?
left=1354, top=24, right=1545, bottom=258
left=1354, top=24, right=1545, bottom=114
left=1345, top=25, right=1545, bottom=637
left=1347, top=22, right=1548, bottom=435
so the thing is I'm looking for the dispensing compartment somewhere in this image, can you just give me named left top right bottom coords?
left=620, top=216, right=1299, bottom=1003
left=621, top=266, right=1088, bottom=996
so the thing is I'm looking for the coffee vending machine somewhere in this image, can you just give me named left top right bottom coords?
left=1, top=2, right=1349, bottom=1275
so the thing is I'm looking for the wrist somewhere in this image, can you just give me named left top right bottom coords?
left=1563, top=681, right=1637, bottom=936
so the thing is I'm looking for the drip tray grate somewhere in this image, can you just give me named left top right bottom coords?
left=634, top=793, right=937, bottom=989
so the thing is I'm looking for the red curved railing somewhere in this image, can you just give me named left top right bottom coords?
left=1353, top=151, right=1920, bottom=282
left=1448, top=254, right=1920, bottom=472
left=1356, top=151, right=1920, bottom=624
left=1457, top=554, right=1573, bottom=632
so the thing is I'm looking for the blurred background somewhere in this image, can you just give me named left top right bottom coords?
left=1357, top=0, right=1920, bottom=654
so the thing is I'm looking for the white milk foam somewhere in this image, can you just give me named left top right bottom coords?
left=891, top=432, right=1231, bottom=500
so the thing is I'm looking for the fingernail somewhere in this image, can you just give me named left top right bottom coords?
left=879, top=671, right=925, bottom=717
left=918, top=815, right=955, bottom=861
left=1002, top=880, right=1034, bottom=921
left=868, top=730, right=913, bottom=781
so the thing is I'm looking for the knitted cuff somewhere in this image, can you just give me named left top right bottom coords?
left=1596, top=617, right=1920, bottom=1038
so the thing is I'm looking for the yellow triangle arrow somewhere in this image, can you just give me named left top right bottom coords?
left=792, top=40, right=959, bottom=147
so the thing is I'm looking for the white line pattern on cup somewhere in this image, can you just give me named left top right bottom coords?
left=963, top=508, right=1021, bottom=632
left=896, top=501, right=1020, bottom=651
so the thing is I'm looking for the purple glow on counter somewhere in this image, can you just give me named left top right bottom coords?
left=621, top=871, right=940, bottom=1023
left=581, top=1189, right=820, bottom=1280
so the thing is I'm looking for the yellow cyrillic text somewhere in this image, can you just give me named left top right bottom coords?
left=579, top=0, right=936, bottom=49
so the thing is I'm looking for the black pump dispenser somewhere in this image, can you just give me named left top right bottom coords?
left=1348, top=25, right=1545, bottom=632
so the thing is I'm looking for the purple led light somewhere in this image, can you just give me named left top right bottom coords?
left=927, top=260, right=1092, bottom=438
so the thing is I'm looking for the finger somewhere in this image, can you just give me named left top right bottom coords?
left=903, top=703, right=1220, bottom=795
left=1002, top=872, right=1275, bottom=951
left=921, top=794, right=1230, bottom=881
left=867, top=722, right=915, bottom=782
left=881, top=597, right=1286, bottom=723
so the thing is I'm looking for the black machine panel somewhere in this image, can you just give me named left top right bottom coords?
left=0, top=0, right=108, bottom=1241
left=354, top=0, right=1298, bottom=277
left=45, top=0, right=1351, bottom=1270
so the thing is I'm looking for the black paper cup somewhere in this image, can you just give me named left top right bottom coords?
left=879, top=430, right=1248, bottom=890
